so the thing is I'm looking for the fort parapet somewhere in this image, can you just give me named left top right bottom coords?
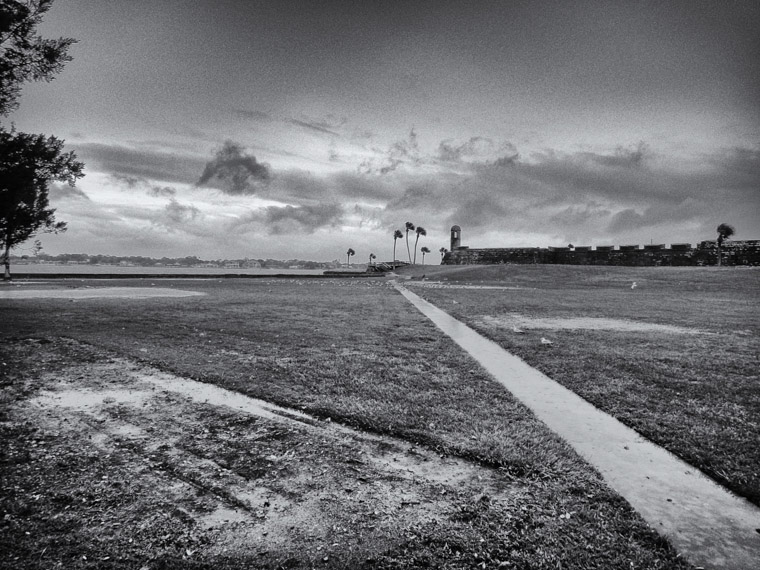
left=442, top=233, right=760, bottom=267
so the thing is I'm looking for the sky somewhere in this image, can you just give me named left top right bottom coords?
left=7, top=0, right=760, bottom=261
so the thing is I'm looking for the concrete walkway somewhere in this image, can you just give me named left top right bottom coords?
left=394, top=283, right=760, bottom=570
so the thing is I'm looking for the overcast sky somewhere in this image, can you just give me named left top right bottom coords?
left=9, top=0, right=760, bottom=261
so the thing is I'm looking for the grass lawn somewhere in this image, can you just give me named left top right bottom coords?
left=0, top=276, right=694, bottom=568
left=403, top=264, right=760, bottom=507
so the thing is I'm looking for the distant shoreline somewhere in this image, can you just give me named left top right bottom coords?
left=4, top=266, right=385, bottom=280
left=8, top=266, right=329, bottom=277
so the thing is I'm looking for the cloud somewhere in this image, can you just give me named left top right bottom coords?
left=147, top=185, right=177, bottom=198
left=197, top=140, right=271, bottom=195
left=164, top=199, right=201, bottom=224
left=358, top=128, right=422, bottom=175
left=50, top=182, right=90, bottom=201
left=77, top=143, right=206, bottom=184
left=386, top=185, right=436, bottom=210
left=288, top=118, right=340, bottom=137
left=264, top=203, right=343, bottom=234
left=437, top=137, right=518, bottom=164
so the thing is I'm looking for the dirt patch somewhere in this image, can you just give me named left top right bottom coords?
left=479, top=314, right=706, bottom=334
left=0, top=287, right=205, bottom=299
left=406, top=281, right=530, bottom=291
left=2, top=338, right=520, bottom=568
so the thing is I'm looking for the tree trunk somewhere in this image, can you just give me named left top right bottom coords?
left=393, top=242, right=397, bottom=268
left=413, top=236, right=419, bottom=264
left=406, top=232, right=412, bottom=264
left=3, top=242, right=11, bottom=281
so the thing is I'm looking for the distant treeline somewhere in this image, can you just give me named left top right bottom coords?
left=11, top=253, right=342, bottom=269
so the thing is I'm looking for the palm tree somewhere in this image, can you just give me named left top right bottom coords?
left=404, top=221, right=415, bottom=263
left=413, top=226, right=427, bottom=264
left=346, top=248, right=355, bottom=268
left=716, top=223, right=735, bottom=267
left=393, top=229, right=403, bottom=268
left=368, top=252, right=376, bottom=269
left=439, top=247, right=447, bottom=259
left=420, top=246, right=431, bottom=265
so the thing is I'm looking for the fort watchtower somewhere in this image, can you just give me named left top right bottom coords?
left=450, top=225, right=461, bottom=251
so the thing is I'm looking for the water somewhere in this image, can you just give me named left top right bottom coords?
left=12, top=265, right=327, bottom=276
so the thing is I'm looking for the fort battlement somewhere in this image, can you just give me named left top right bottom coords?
left=442, top=229, right=760, bottom=267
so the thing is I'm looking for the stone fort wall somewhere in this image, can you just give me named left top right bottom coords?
left=442, top=240, right=760, bottom=267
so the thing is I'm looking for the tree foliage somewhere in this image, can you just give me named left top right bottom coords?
left=393, top=229, right=403, bottom=267
left=420, top=246, right=430, bottom=265
left=413, top=225, right=426, bottom=264
left=0, top=0, right=76, bottom=116
left=1, top=128, right=84, bottom=278
left=404, top=221, right=415, bottom=263
left=716, top=223, right=735, bottom=246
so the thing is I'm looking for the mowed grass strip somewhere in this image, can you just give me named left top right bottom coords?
left=405, top=264, right=760, bottom=506
left=1, top=278, right=692, bottom=568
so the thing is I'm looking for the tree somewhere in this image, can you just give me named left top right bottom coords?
left=1, top=0, right=77, bottom=117
left=393, top=229, right=403, bottom=268
left=716, top=223, right=735, bottom=267
left=346, top=247, right=355, bottom=268
left=1, top=128, right=83, bottom=279
left=404, top=221, right=415, bottom=263
left=420, top=246, right=430, bottom=265
left=368, top=252, right=376, bottom=268
left=412, top=226, right=426, bottom=264
left=439, top=247, right=447, bottom=258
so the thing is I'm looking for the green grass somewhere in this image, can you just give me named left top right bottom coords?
left=402, top=264, right=760, bottom=506
left=0, top=277, right=693, bottom=568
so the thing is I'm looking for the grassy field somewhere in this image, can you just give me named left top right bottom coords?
left=403, top=264, right=760, bottom=507
left=0, top=276, right=695, bottom=569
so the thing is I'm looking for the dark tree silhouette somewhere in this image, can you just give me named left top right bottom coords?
left=420, top=246, right=431, bottom=265
left=404, top=221, right=415, bottom=263
left=716, top=223, right=735, bottom=267
left=368, top=252, right=376, bottom=268
left=439, top=247, right=447, bottom=258
left=393, top=229, right=403, bottom=268
left=413, top=226, right=426, bottom=264
left=1, top=128, right=84, bottom=280
left=0, top=0, right=76, bottom=116
left=346, top=247, right=355, bottom=268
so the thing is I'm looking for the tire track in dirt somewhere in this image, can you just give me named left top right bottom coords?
left=23, top=353, right=522, bottom=564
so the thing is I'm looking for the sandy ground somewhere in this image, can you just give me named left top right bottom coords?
left=0, top=287, right=205, bottom=299
left=477, top=314, right=709, bottom=335
left=4, top=339, right=520, bottom=567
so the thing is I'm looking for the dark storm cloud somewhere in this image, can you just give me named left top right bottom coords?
left=147, top=186, right=177, bottom=198
left=78, top=143, right=206, bottom=184
left=372, top=138, right=760, bottom=243
left=197, top=141, right=271, bottom=195
left=386, top=186, right=436, bottom=210
left=437, top=137, right=517, bottom=163
left=164, top=199, right=200, bottom=224
left=108, top=174, right=176, bottom=197
left=287, top=119, right=340, bottom=137
left=265, top=203, right=343, bottom=234
left=445, top=194, right=510, bottom=230
left=233, top=202, right=344, bottom=235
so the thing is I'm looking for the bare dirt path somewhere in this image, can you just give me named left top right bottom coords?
left=395, top=282, right=760, bottom=570
left=3, top=338, right=521, bottom=568
left=0, top=286, right=205, bottom=299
